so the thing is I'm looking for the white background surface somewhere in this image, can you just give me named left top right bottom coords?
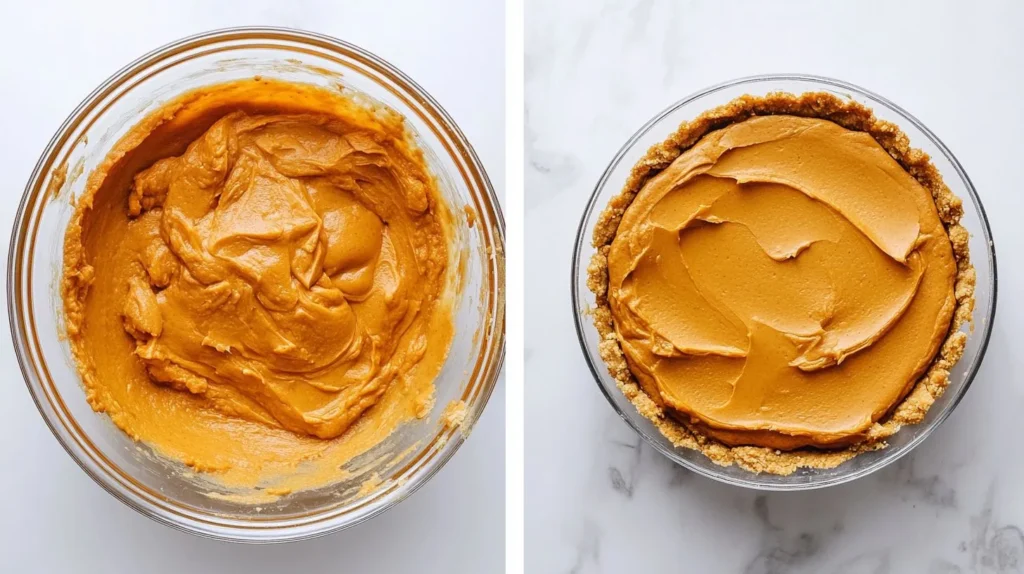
left=526, top=1, right=1024, bottom=573
left=0, top=1, right=504, bottom=572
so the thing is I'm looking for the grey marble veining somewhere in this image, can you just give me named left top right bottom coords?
left=525, top=1, right=1024, bottom=572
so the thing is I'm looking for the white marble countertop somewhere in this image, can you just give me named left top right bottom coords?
left=0, top=1, right=503, bottom=572
left=526, top=1, right=1023, bottom=572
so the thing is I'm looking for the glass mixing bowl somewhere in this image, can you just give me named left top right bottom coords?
left=9, top=27, right=504, bottom=541
left=571, top=74, right=996, bottom=490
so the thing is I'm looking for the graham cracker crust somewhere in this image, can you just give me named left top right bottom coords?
left=586, top=92, right=975, bottom=475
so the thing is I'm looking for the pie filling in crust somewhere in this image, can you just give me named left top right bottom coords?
left=588, top=93, right=975, bottom=475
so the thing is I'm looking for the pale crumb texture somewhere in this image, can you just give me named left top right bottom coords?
left=588, top=92, right=975, bottom=475
left=442, top=399, right=469, bottom=431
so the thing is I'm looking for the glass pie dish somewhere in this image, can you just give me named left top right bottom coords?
left=571, top=74, right=996, bottom=490
left=9, top=27, right=505, bottom=541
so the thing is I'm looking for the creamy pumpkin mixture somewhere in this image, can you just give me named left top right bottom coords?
left=63, top=79, right=455, bottom=493
left=589, top=93, right=973, bottom=473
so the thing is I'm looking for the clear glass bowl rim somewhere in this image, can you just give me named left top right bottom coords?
left=9, top=26, right=506, bottom=541
left=570, top=73, right=998, bottom=491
